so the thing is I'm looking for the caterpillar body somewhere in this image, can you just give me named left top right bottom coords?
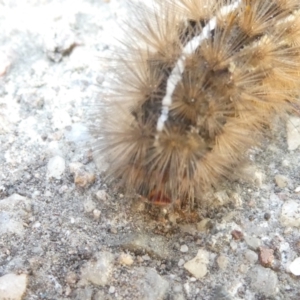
left=91, top=0, right=300, bottom=209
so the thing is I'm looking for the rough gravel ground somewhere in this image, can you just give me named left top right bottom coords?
left=1, top=0, right=300, bottom=299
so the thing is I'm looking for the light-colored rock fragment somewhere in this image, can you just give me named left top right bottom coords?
left=64, top=123, right=90, bottom=142
left=196, top=219, right=212, bottom=232
left=119, top=253, right=134, bottom=266
left=93, top=209, right=101, bottom=220
left=47, top=155, right=65, bottom=179
left=80, top=251, right=114, bottom=286
left=117, top=233, right=170, bottom=259
left=134, top=267, right=169, bottom=300
left=52, top=110, right=72, bottom=129
left=289, top=257, right=300, bottom=276
left=0, top=273, right=28, bottom=300
left=244, top=235, right=261, bottom=250
left=83, top=198, right=96, bottom=213
left=248, top=266, right=278, bottom=296
left=0, top=194, right=32, bottom=236
left=244, top=250, right=258, bottom=264
left=286, top=117, right=300, bottom=151
left=275, top=175, right=289, bottom=188
left=0, top=212, right=24, bottom=236
left=217, top=255, right=228, bottom=270
left=280, top=200, right=300, bottom=227
left=95, top=190, right=108, bottom=201
left=69, top=162, right=95, bottom=187
left=180, top=245, right=188, bottom=253
left=184, top=249, right=209, bottom=279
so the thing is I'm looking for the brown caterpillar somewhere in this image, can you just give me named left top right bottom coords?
left=91, top=0, right=300, bottom=209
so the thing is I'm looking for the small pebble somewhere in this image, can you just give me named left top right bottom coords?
left=239, top=263, right=248, bottom=274
left=180, top=245, right=188, bottom=253
left=109, top=286, right=115, bottom=294
left=47, top=156, right=65, bottom=179
left=95, top=190, right=108, bottom=201
left=93, top=209, right=101, bottom=220
left=244, top=235, right=261, bottom=251
left=289, top=257, right=300, bottom=276
left=216, top=255, right=228, bottom=270
left=259, top=247, right=274, bottom=267
left=184, top=249, right=209, bottom=279
left=244, top=250, right=258, bottom=264
left=80, top=251, right=114, bottom=286
left=249, top=265, right=278, bottom=296
left=286, top=116, right=300, bottom=151
left=119, top=253, right=134, bottom=266
left=275, top=175, right=289, bottom=188
left=196, top=218, right=212, bottom=232
left=280, top=200, right=300, bottom=227
left=83, top=198, right=96, bottom=213
left=0, top=273, right=28, bottom=300
left=178, top=259, right=185, bottom=267
left=231, top=230, right=244, bottom=240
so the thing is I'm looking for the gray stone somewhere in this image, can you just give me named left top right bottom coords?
left=244, top=235, right=261, bottom=250
left=0, top=194, right=32, bottom=236
left=74, top=287, right=93, bottom=300
left=0, top=273, right=28, bottom=300
left=116, top=233, right=170, bottom=259
left=244, top=250, right=258, bottom=264
left=280, top=200, right=300, bottom=227
left=80, top=251, right=114, bottom=286
left=83, top=198, right=96, bottom=213
left=217, top=254, right=229, bottom=270
left=248, top=265, right=278, bottom=296
left=134, top=267, right=169, bottom=300
left=210, top=286, right=233, bottom=300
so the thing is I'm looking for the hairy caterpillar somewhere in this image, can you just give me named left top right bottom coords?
left=91, top=0, right=300, bottom=209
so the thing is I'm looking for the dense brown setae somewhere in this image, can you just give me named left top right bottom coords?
left=91, top=0, right=300, bottom=208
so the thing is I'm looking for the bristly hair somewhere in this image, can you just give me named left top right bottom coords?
left=90, top=0, right=300, bottom=209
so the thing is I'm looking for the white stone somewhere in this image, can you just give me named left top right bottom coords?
left=93, top=209, right=101, bottom=220
left=65, top=123, right=90, bottom=142
left=0, top=273, right=28, bottom=300
left=0, top=194, right=32, bottom=236
left=52, top=110, right=72, bottom=129
left=80, top=251, right=114, bottom=286
left=178, top=259, right=185, bottom=267
left=280, top=200, right=300, bottom=227
left=180, top=245, right=188, bottom=253
left=286, top=117, right=300, bottom=151
left=289, top=257, right=300, bottom=276
left=184, top=249, right=209, bottom=279
left=0, top=213, right=24, bottom=235
left=47, top=155, right=65, bottom=179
